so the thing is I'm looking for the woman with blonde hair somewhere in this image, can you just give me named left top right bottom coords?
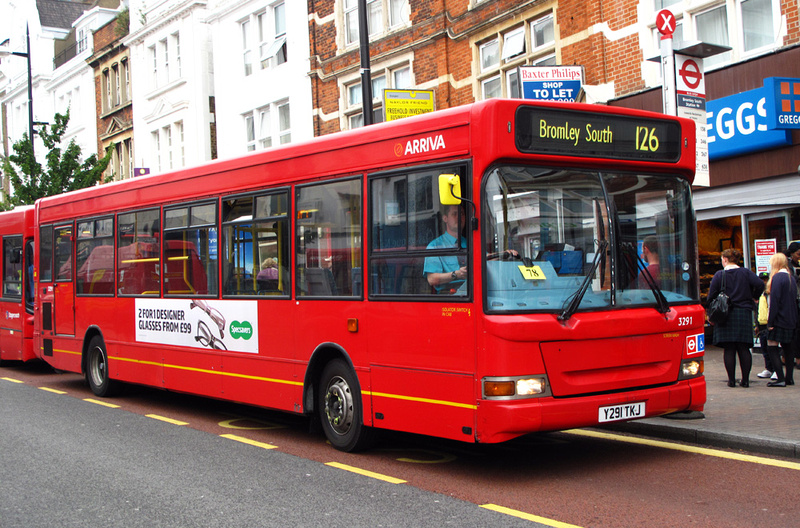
left=764, top=252, right=798, bottom=387
left=707, top=248, right=764, bottom=387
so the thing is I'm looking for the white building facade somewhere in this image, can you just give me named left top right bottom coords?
left=206, top=0, right=313, bottom=160
left=124, top=0, right=215, bottom=175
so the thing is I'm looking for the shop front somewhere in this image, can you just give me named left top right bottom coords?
left=611, top=45, right=800, bottom=305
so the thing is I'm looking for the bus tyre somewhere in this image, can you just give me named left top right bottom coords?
left=86, top=336, right=118, bottom=397
left=318, top=359, right=375, bottom=452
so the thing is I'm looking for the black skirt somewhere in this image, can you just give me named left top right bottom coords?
left=768, top=326, right=795, bottom=344
left=713, top=305, right=754, bottom=346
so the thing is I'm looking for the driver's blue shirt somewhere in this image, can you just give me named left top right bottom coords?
left=423, top=232, right=467, bottom=293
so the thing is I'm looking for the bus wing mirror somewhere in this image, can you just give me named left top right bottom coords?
left=438, top=174, right=462, bottom=205
left=9, top=247, right=22, bottom=264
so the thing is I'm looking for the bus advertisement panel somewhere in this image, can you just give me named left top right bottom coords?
left=32, top=99, right=704, bottom=451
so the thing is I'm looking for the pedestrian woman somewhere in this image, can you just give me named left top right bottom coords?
left=707, top=248, right=764, bottom=387
left=765, top=252, right=798, bottom=387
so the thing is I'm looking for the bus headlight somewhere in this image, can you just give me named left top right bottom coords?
left=483, top=376, right=550, bottom=399
left=679, top=359, right=704, bottom=380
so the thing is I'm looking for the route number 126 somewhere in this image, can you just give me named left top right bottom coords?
left=636, top=126, right=660, bottom=152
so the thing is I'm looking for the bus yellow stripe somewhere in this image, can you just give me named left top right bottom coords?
left=48, top=349, right=473, bottom=410
left=366, top=390, right=477, bottom=410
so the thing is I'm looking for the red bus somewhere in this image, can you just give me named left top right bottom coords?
left=0, top=206, right=36, bottom=364
left=33, top=99, right=705, bottom=451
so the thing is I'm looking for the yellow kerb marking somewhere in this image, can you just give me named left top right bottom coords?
left=325, top=461, right=406, bottom=484
left=1, top=377, right=24, bottom=383
left=146, top=414, right=188, bottom=426
left=220, top=434, right=278, bottom=450
left=481, top=504, right=584, bottom=527
left=566, top=429, right=800, bottom=471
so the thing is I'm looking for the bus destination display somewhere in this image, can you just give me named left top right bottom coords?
left=516, top=107, right=683, bottom=162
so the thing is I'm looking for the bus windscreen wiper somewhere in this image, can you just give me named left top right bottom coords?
left=558, top=239, right=608, bottom=322
left=621, top=242, right=670, bottom=314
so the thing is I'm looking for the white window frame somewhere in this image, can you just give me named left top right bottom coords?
left=343, top=0, right=410, bottom=47
left=647, top=0, right=781, bottom=76
left=476, top=12, right=557, bottom=100
left=342, top=62, right=412, bottom=130
left=243, top=100, right=292, bottom=152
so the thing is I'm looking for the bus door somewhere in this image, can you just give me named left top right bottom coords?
left=52, top=225, right=75, bottom=336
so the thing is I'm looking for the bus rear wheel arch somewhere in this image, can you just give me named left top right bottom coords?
left=317, top=358, right=375, bottom=452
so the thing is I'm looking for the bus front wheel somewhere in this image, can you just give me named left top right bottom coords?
left=86, top=336, right=118, bottom=397
left=318, top=359, right=375, bottom=452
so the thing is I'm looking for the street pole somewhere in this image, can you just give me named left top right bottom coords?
left=357, top=0, right=373, bottom=126
left=25, top=23, right=34, bottom=158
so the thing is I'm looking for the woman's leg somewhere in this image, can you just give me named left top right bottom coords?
left=736, top=343, right=752, bottom=386
left=723, top=347, right=737, bottom=386
left=767, top=341, right=785, bottom=384
left=782, top=341, right=795, bottom=384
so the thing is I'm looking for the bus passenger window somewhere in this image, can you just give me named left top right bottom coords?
left=2, top=236, right=23, bottom=298
left=76, top=218, right=114, bottom=295
left=164, top=202, right=219, bottom=297
left=296, top=178, right=361, bottom=298
left=222, top=191, right=289, bottom=297
left=118, top=209, right=160, bottom=296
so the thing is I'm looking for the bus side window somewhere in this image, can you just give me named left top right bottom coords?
left=296, top=178, right=361, bottom=298
left=117, top=209, right=161, bottom=296
left=164, top=202, right=219, bottom=297
left=369, top=166, right=468, bottom=297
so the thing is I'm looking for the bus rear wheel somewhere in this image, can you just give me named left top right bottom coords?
left=318, top=359, right=375, bottom=452
left=86, top=336, right=118, bottom=397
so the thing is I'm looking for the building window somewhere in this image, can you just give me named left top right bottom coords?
left=103, top=69, right=111, bottom=112
left=242, top=19, right=253, bottom=76
left=123, top=59, right=130, bottom=103
left=344, top=64, right=411, bottom=129
left=476, top=13, right=556, bottom=100
left=649, top=0, right=780, bottom=74
left=152, top=122, right=184, bottom=173
left=343, top=0, right=410, bottom=46
left=243, top=100, right=291, bottom=152
left=77, top=28, right=89, bottom=53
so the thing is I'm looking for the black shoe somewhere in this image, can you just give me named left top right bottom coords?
left=767, top=381, right=786, bottom=387
left=727, top=380, right=736, bottom=387
left=786, top=380, right=795, bottom=386
left=739, top=380, right=749, bottom=388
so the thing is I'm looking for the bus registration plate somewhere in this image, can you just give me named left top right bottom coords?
left=598, top=402, right=645, bottom=423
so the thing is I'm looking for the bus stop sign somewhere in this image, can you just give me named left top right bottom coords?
left=657, top=10, right=676, bottom=36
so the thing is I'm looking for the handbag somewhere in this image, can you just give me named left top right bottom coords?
left=707, top=270, right=730, bottom=325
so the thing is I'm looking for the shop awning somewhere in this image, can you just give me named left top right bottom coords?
left=693, top=174, right=800, bottom=220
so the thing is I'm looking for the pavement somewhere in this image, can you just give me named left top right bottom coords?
left=606, top=345, right=800, bottom=459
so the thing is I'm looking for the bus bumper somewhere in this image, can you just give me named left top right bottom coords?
left=475, top=376, right=705, bottom=444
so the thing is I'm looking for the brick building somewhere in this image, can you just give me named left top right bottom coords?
left=87, top=10, right=134, bottom=181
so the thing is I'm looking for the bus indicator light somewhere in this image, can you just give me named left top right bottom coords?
left=484, top=380, right=515, bottom=397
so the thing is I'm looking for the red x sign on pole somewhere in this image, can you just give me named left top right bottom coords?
left=656, top=9, right=676, bottom=36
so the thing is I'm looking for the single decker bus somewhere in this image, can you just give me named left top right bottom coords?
left=33, top=99, right=705, bottom=451
left=0, top=206, right=35, bottom=365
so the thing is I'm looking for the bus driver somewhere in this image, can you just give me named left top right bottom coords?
left=424, top=204, right=467, bottom=293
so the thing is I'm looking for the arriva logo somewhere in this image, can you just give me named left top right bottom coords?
left=229, top=320, right=253, bottom=340
left=396, top=134, right=446, bottom=156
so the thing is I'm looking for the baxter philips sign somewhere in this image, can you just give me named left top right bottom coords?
left=519, top=66, right=583, bottom=102
left=706, top=77, right=797, bottom=161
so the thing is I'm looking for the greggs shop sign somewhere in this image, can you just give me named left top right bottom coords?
left=706, top=77, right=799, bottom=161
